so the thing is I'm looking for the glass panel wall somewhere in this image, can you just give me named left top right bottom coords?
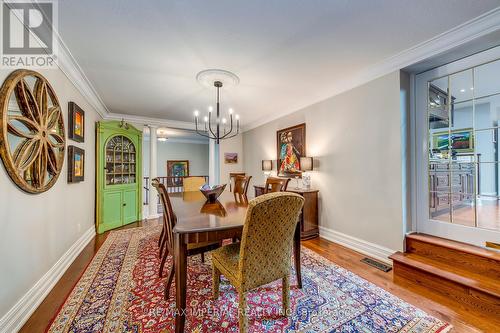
left=427, top=59, right=500, bottom=231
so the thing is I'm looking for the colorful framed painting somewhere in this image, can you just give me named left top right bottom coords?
left=68, top=102, right=85, bottom=142
left=167, top=160, right=189, bottom=186
left=277, top=123, right=305, bottom=177
left=432, top=128, right=474, bottom=153
left=68, top=145, right=84, bottom=183
left=224, top=152, right=238, bottom=164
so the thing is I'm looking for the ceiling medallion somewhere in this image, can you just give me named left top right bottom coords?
left=196, top=69, right=240, bottom=89
left=193, top=69, right=240, bottom=144
left=0, top=69, right=66, bottom=193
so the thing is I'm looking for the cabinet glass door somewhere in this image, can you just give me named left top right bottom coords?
left=105, top=135, right=137, bottom=186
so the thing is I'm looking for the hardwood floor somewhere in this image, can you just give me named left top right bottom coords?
left=20, top=221, right=496, bottom=332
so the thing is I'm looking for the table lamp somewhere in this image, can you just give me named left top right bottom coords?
left=300, top=157, right=313, bottom=188
left=262, top=160, right=273, bottom=180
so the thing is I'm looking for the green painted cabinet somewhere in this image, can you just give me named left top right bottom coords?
left=96, top=121, right=142, bottom=234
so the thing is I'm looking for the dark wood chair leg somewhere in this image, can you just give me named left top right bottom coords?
left=165, top=264, right=175, bottom=300
left=175, top=233, right=188, bottom=333
left=159, top=236, right=167, bottom=258
left=158, top=228, right=164, bottom=248
left=294, top=222, right=302, bottom=288
left=201, top=252, right=205, bottom=263
left=159, top=245, right=169, bottom=277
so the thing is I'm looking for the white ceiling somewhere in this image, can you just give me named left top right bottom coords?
left=58, top=0, right=500, bottom=128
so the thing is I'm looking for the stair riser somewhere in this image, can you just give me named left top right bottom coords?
left=393, top=262, right=500, bottom=317
left=406, top=238, right=500, bottom=279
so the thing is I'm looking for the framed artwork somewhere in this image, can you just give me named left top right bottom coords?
left=68, top=145, right=85, bottom=183
left=432, top=128, right=474, bottom=153
left=68, top=101, right=85, bottom=142
left=167, top=160, right=189, bottom=186
left=277, top=123, right=305, bottom=177
left=224, top=152, right=238, bottom=164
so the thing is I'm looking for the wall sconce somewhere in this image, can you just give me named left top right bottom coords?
left=300, top=157, right=313, bottom=188
left=262, top=160, right=273, bottom=179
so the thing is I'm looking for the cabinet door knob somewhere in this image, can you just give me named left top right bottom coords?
left=123, top=203, right=126, bottom=206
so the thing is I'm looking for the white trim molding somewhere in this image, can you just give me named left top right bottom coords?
left=0, top=227, right=95, bottom=333
left=319, top=226, right=395, bottom=265
left=244, top=7, right=500, bottom=131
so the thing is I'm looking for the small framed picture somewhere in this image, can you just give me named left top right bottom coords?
left=224, top=152, right=238, bottom=164
left=68, top=102, right=85, bottom=142
left=68, top=145, right=85, bottom=183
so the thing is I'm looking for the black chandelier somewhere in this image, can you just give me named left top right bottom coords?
left=193, top=80, right=240, bottom=144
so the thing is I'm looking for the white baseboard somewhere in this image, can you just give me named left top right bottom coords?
left=319, top=226, right=395, bottom=265
left=0, top=227, right=96, bottom=333
left=147, top=213, right=161, bottom=220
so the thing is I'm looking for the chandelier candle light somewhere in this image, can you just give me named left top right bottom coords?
left=194, top=69, right=241, bottom=144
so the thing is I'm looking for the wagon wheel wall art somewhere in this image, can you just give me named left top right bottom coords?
left=0, top=70, right=66, bottom=193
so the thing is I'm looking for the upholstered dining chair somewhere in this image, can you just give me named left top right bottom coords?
left=233, top=175, right=252, bottom=202
left=211, top=192, right=304, bottom=332
left=264, top=177, right=290, bottom=193
left=151, top=178, right=220, bottom=299
left=183, top=176, right=206, bottom=192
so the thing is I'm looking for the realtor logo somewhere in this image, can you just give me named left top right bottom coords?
left=1, top=0, right=57, bottom=68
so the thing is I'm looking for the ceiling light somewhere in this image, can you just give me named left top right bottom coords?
left=460, top=89, right=465, bottom=92
left=157, top=137, right=167, bottom=142
left=193, top=71, right=241, bottom=144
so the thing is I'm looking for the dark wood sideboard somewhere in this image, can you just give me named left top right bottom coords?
left=254, top=185, right=319, bottom=240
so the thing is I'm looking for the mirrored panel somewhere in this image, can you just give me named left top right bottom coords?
left=476, top=196, right=500, bottom=231
left=449, top=69, right=473, bottom=103
left=474, top=59, right=500, bottom=99
left=477, top=162, right=499, bottom=197
left=428, top=77, right=449, bottom=130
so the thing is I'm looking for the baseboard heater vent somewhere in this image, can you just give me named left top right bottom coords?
left=361, top=257, right=392, bottom=272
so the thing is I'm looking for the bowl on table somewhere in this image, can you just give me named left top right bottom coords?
left=199, top=184, right=227, bottom=203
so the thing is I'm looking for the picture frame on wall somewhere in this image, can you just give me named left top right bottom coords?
left=167, top=160, right=189, bottom=186
left=276, top=123, right=305, bottom=177
left=68, top=102, right=85, bottom=142
left=68, top=145, right=85, bottom=183
left=224, top=152, right=238, bottom=164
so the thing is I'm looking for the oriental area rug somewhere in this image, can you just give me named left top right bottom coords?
left=47, top=226, right=452, bottom=333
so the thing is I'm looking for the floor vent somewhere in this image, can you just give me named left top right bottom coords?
left=361, top=257, right=392, bottom=272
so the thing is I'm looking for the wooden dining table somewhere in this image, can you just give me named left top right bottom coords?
left=170, top=190, right=303, bottom=333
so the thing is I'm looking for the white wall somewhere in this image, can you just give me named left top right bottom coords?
left=219, top=135, right=244, bottom=185
left=0, top=67, right=102, bottom=326
left=143, top=140, right=209, bottom=177
left=243, top=71, right=405, bottom=254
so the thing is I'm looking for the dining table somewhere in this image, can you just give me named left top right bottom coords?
left=170, top=190, right=303, bottom=333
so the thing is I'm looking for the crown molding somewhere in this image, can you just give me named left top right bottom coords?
left=55, top=33, right=109, bottom=118
left=244, top=7, right=500, bottom=132
left=104, top=112, right=196, bottom=130
left=28, top=3, right=500, bottom=132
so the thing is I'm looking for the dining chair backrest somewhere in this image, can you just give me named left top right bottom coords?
left=152, top=178, right=176, bottom=252
left=229, top=172, right=246, bottom=191
left=238, top=192, right=304, bottom=291
left=264, top=177, right=290, bottom=194
left=183, top=176, right=206, bottom=192
left=233, top=175, right=252, bottom=201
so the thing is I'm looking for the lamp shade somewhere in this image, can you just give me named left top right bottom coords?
left=300, top=157, right=313, bottom=171
left=262, top=160, right=273, bottom=171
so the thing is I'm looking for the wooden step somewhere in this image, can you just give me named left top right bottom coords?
left=405, top=233, right=500, bottom=280
left=390, top=251, right=500, bottom=317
